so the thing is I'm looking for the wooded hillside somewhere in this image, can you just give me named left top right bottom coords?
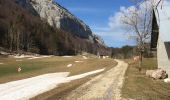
left=0, top=0, right=111, bottom=55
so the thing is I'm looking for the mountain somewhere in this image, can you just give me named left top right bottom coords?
left=18, top=0, right=99, bottom=42
left=0, top=0, right=110, bottom=55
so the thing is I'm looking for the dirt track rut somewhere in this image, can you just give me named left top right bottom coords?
left=64, top=59, right=128, bottom=100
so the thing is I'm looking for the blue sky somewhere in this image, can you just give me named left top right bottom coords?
left=55, top=0, right=136, bottom=47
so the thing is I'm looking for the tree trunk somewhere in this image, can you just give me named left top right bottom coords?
left=139, top=51, right=143, bottom=72
left=16, top=31, right=20, bottom=53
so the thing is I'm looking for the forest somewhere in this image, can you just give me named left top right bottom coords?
left=0, top=0, right=111, bottom=55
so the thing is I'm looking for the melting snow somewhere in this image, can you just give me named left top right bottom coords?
left=67, top=64, right=73, bottom=67
left=0, top=51, right=10, bottom=55
left=16, top=60, right=23, bottom=62
left=13, top=55, right=33, bottom=59
left=82, top=56, right=88, bottom=59
left=62, top=56, right=72, bottom=58
left=0, top=68, right=105, bottom=99
left=75, top=61, right=83, bottom=63
left=11, top=54, right=52, bottom=60
left=164, top=78, right=170, bottom=83
left=0, top=63, right=4, bottom=65
left=28, top=56, right=52, bottom=60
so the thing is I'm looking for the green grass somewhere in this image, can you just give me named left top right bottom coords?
left=122, top=58, right=170, bottom=100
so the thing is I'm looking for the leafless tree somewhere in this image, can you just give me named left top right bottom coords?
left=121, top=0, right=155, bottom=71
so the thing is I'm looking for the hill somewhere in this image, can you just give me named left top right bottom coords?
left=0, top=0, right=111, bottom=55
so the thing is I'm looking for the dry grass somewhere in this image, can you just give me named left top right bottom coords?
left=0, top=55, right=117, bottom=100
left=0, top=55, right=116, bottom=83
left=30, top=56, right=117, bottom=100
left=122, top=58, right=170, bottom=100
left=32, top=73, right=102, bottom=100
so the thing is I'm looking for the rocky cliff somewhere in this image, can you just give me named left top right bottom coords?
left=27, top=0, right=93, bottom=39
left=16, top=0, right=106, bottom=45
left=0, top=0, right=110, bottom=55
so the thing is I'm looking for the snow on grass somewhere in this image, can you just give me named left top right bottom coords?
left=67, top=64, right=73, bottom=67
left=13, top=54, right=33, bottom=59
left=28, top=56, right=52, bottom=60
left=75, top=61, right=83, bottom=63
left=66, top=68, right=105, bottom=81
left=82, top=56, right=88, bottom=59
left=164, top=78, right=170, bottom=83
left=0, top=63, right=4, bottom=65
left=62, top=56, right=72, bottom=58
left=0, top=68, right=105, bottom=99
left=16, top=59, right=23, bottom=62
left=0, top=72, right=69, bottom=100
left=10, top=54, right=52, bottom=60
left=0, top=51, right=10, bottom=55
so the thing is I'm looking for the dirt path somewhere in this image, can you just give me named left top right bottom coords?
left=64, top=59, right=128, bottom=100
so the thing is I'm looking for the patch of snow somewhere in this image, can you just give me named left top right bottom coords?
left=66, top=68, right=105, bottom=81
left=67, top=64, right=73, bottom=67
left=0, top=68, right=105, bottom=99
left=75, top=61, right=83, bottom=63
left=62, top=56, right=72, bottom=58
left=28, top=56, right=52, bottom=60
left=16, top=60, right=23, bottom=62
left=0, top=63, right=4, bottom=65
left=13, top=54, right=33, bottom=59
left=0, top=51, right=10, bottom=55
left=164, top=78, right=170, bottom=83
left=0, top=72, right=69, bottom=100
left=82, top=56, right=88, bottom=59
left=10, top=54, right=52, bottom=60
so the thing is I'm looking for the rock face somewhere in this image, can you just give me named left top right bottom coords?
left=0, top=0, right=110, bottom=55
left=146, top=69, right=168, bottom=79
left=27, top=0, right=93, bottom=39
left=16, top=0, right=106, bottom=46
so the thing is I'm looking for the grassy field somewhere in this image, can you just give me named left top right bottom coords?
left=0, top=54, right=117, bottom=99
left=122, top=58, right=170, bottom=100
left=0, top=55, right=116, bottom=83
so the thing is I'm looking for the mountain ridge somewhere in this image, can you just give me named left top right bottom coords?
left=0, top=0, right=110, bottom=55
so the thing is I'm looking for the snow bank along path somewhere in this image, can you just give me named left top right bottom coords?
left=0, top=68, right=105, bottom=100
left=65, top=59, right=128, bottom=100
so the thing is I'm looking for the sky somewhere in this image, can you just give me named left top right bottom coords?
left=55, top=0, right=136, bottom=47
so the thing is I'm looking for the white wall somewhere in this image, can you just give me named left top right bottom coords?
left=157, top=37, right=170, bottom=76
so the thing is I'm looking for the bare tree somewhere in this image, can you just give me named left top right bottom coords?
left=121, top=0, right=154, bottom=71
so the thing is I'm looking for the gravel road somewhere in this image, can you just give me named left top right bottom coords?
left=64, top=59, right=128, bottom=100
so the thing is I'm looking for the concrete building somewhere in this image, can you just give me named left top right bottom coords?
left=151, top=3, right=170, bottom=76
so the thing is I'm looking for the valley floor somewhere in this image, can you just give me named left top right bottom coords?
left=58, top=60, right=128, bottom=100
left=0, top=54, right=121, bottom=99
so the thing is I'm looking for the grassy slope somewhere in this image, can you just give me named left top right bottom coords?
left=122, top=58, right=170, bottom=100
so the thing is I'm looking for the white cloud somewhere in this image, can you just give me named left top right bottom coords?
left=93, top=0, right=168, bottom=47
left=108, top=12, right=123, bottom=30
left=91, top=6, right=133, bottom=47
